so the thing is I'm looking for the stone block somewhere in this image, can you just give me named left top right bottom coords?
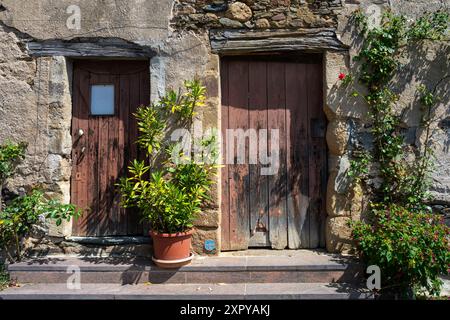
left=325, top=216, right=354, bottom=253
left=192, top=227, right=220, bottom=255
left=226, top=2, right=253, bottom=22
left=48, top=129, right=72, bottom=155
left=194, top=209, right=220, bottom=228
left=326, top=170, right=364, bottom=218
left=326, top=119, right=349, bottom=156
left=203, top=73, right=219, bottom=98
left=255, top=18, right=271, bottom=28
left=219, top=17, right=243, bottom=28
left=45, top=154, right=71, bottom=182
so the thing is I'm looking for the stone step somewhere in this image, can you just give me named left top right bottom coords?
left=7, top=251, right=364, bottom=285
left=0, top=282, right=373, bottom=300
left=25, top=236, right=153, bottom=258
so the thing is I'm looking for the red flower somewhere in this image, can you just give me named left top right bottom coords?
left=338, top=73, right=346, bottom=80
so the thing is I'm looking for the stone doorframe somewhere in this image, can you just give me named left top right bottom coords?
left=211, top=28, right=357, bottom=253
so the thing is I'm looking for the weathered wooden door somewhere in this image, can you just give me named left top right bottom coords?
left=221, top=55, right=327, bottom=250
left=71, top=60, right=150, bottom=236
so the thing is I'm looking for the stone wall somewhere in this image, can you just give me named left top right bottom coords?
left=324, top=0, right=450, bottom=252
left=0, top=0, right=449, bottom=257
left=172, top=0, right=341, bottom=30
left=0, top=0, right=222, bottom=256
left=0, top=23, right=73, bottom=237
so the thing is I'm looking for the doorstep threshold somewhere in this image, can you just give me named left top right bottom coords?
left=65, top=236, right=151, bottom=246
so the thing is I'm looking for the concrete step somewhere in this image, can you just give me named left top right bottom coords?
left=7, top=250, right=364, bottom=285
left=0, top=282, right=373, bottom=300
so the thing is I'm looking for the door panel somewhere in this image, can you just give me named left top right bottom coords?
left=220, top=55, right=327, bottom=250
left=71, top=60, right=150, bottom=236
left=227, top=60, right=250, bottom=250
left=248, top=61, right=269, bottom=247
left=267, top=62, right=288, bottom=250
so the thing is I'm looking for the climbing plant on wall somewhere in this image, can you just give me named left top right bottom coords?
left=344, top=10, right=450, bottom=298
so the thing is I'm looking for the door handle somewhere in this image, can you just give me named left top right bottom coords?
left=74, top=128, right=84, bottom=145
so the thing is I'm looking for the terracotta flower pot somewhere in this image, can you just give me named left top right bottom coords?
left=150, top=229, right=194, bottom=268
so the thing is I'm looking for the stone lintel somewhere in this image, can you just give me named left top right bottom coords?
left=27, top=40, right=156, bottom=58
left=209, top=28, right=348, bottom=54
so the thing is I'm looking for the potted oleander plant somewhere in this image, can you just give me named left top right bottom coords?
left=118, top=80, right=217, bottom=268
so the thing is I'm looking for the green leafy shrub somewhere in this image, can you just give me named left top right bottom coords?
left=0, top=142, right=27, bottom=211
left=0, top=263, right=10, bottom=291
left=118, top=80, right=217, bottom=234
left=352, top=204, right=449, bottom=297
left=0, top=189, right=81, bottom=261
left=0, top=141, right=27, bottom=183
left=0, top=141, right=80, bottom=262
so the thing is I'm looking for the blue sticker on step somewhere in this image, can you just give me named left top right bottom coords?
left=204, top=239, right=216, bottom=252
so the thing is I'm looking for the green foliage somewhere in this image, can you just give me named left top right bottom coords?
left=0, top=189, right=81, bottom=261
left=347, top=9, right=450, bottom=297
left=160, top=79, right=206, bottom=124
left=408, top=11, right=450, bottom=41
left=340, top=74, right=354, bottom=86
left=0, top=141, right=80, bottom=262
left=118, top=79, right=217, bottom=234
left=0, top=263, right=9, bottom=291
left=354, top=12, right=407, bottom=87
left=351, top=205, right=450, bottom=297
left=418, top=84, right=438, bottom=108
left=348, top=149, right=372, bottom=183
left=135, top=106, right=165, bottom=156
left=0, top=142, right=27, bottom=186
left=348, top=9, right=449, bottom=208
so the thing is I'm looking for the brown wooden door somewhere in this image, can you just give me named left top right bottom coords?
left=221, top=55, right=327, bottom=250
left=71, top=60, right=150, bottom=236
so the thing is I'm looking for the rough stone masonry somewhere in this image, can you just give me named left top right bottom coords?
left=0, top=0, right=449, bottom=257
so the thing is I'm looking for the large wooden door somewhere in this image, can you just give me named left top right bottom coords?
left=71, top=60, right=150, bottom=236
left=221, top=55, right=327, bottom=250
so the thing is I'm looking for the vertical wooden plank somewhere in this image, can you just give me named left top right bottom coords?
left=220, top=59, right=231, bottom=251
left=70, top=66, right=81, bottom=235
left=127, top=71, right=141, bottom=235
left=86, top=72, right=100, bottom=236
left=72, top=66, right=93, bottom=236
left=107, top=74, right=120, bottom=235
left=227, top=59, right=250, bottom=250
left=139, top=68, right=151, bottom=236
left=95, top=74, right=111, bottom=236
left=267, top=62, right=288, bottom=250
left=307, top=61, right=327, bottom=248
left=118, top=74, right=130, bottom=235
left=248, top=60, right=270, bottom=247
left=286, top=62, right=310, bottom=249
left=79, top=68, right=91, bottom=236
